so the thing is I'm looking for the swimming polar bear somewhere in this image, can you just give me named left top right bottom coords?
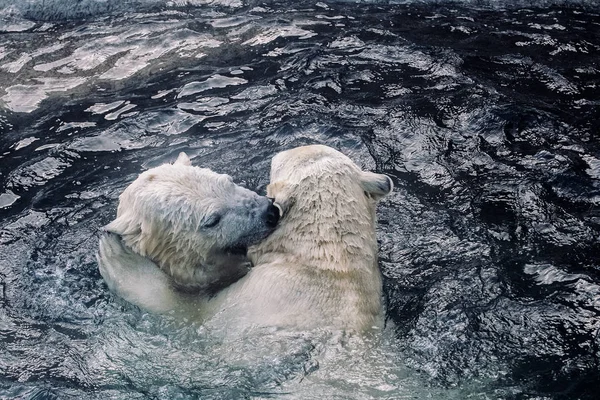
left=98, top=145, right=392, bottom=332
left=98, top=152, right=279, bottom=304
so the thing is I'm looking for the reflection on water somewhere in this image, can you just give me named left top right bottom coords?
left=1, top=0, right=599, bottom=398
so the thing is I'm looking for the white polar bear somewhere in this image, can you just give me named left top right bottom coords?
left=98, top=152, right=280, bottom=304
left=99, top=145, right=392, bottom=332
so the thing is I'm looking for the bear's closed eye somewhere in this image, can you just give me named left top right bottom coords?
left=203, top=214, right=222, bottom=228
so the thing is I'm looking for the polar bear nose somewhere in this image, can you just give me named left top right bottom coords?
left=264, top=202, right=280, bottom=228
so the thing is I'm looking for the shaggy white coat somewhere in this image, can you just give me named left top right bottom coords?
left=98, top=145, right=392, bottom=332
left=100, top=152, right=274, bottom=292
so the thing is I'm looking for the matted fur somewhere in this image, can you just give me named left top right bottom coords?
left=98, top=145, right=392, bottom=332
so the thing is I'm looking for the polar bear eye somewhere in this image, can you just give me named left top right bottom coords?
left=202, top=214, right=222, bottom=228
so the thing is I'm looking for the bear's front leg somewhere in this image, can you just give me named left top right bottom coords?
left=97, top=233, right=205, bottom=317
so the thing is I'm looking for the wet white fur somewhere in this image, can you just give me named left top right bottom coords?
left=101, top=153, right=272, bottom=291
left=98, top=145, right=392, bottom=332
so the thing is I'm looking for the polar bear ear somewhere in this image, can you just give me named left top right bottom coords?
left=360, top=171, right=393, bottom=200
left=267, top=181, right=295, bottom=217
left=174, top=152, right=192, bottom=166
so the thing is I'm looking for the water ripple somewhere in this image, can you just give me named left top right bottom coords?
left=1, top=1, right=599, bottom=399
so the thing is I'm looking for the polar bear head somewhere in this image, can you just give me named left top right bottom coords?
left=268, top=144, right=392, bottom=219
left=104, top=152, right=279, bottom=291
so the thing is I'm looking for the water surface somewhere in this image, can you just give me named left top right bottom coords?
left=1, top=0, right=599, bottom=398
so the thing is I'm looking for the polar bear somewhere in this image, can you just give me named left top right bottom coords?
left=99, top=145, right=392, bottom=332
left=98, top=152, right=280, bottom=306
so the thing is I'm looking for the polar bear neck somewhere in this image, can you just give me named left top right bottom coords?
left=253, top=178, right=380, bottom=273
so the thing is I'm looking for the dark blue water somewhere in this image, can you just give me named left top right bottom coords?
left=1, top=1, right=599, bottom=398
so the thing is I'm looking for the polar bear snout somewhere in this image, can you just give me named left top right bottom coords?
left=224, top=195, right=280, bottom=247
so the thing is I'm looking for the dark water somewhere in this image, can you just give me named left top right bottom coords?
left=1, top=0, right=599, bottom=398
